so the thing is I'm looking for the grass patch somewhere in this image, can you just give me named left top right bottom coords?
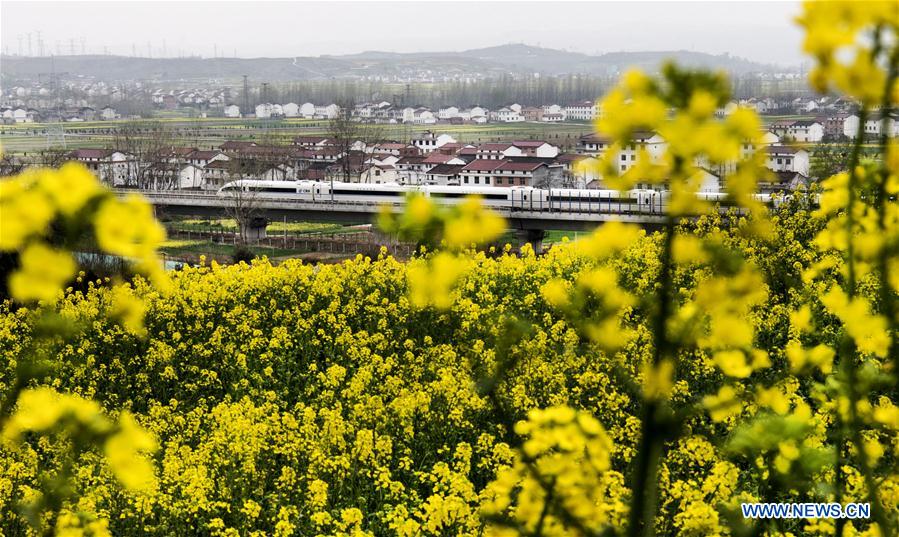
left=167, top=218, right=355, bottom=234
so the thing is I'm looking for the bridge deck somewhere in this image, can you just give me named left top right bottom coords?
left=125, top=189, right=681, bottom=231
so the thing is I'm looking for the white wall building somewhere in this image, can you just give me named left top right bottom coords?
left=224, top=104, right=241, bottom=118
left=565, top=100, right=598, bottom=121
left=300, top=102, right=316, bottom=118
left=765, top=146, right=810, bottom=176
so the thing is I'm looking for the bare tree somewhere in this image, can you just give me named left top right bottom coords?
left=113, top=121, right=176, bottom=189
left=326, top=102, right=386, bottom=183
left=221, top=178, right=262, bottom=244
left=327, top=101, right=360, bottom=183
left=0, top=154, right=26, bottom=176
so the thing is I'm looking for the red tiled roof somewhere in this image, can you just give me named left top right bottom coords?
left=478, top=142, right=514, bottom=151
left=461, top=160, right=504, bottom=172
left=498, top=161, right=545, bottom=172
left=427, top=164, right=466, bottom=175
left=69, top=148, right=112, bottom=159
left=579, top=133, right=611, bottom=143
left=511, top=140, right=550, bottom=148
left=422, top=153, right=455, bottom=164
left=293, top=135, right=329, bottom=145
left=555, top=153, right=584, bottom=163
left=188, top=150, right=224, bottom=160
left=765, top=145, right=804, bottom=155
left=375, top=142, right=409, bottom=150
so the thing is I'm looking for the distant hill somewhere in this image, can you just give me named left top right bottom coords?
left=0, top=44, right=790, bottom=83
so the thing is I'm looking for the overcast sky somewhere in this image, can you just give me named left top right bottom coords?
left=1, top=1, right=806, bottom=67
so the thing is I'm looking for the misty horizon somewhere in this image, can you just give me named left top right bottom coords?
left=2, top=1, right=807, bottom=67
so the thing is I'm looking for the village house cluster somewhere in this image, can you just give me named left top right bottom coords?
left=229, top=100, right=600, bottom=124
left=65, top=101, right=864, bottom=196
left=1, top=80, right=232, bottom=123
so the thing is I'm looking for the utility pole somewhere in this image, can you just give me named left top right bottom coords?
left=27, top=32, right=32, bottom=56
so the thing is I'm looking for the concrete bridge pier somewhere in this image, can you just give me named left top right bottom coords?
left=515, top=229, right=547, bottom=254
left=240, top=216, right=269, bottom=242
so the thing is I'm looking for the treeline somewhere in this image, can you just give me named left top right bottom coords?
left=241, top=74, right=616, bottom=109
left=237, top=72, right=814, bottom=109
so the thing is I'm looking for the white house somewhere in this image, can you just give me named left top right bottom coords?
left=224, top=104, right=241, bottom=118
left=491, top=107, right=524, bottom=122
left=173, top=165, right=206, bottom=189
left=565, top=100, right=599, bottom=121
left=315, top=104, right=340, bottom=119
left=100, top=106, right=118, bottom=120
left=577, top=131, right=666, bottom=173
left=13, top=108, right=33, bottom=123
left=68, top=149, right=133, bottom=186
left=463, top=106, right=488, bottom=122
left=844, top=113, right=899, bottom=139
left=255, top=103, right=274, bottom=119
left=476, top=143, right=525, bottom=160
left=360, top=163, right=399, bottom=184
left=395, top=156, right=431, bottom=184
left=438, top=106, right=460, bottom=119
left=542, top=104, right=564, bottom=116
left=187, top=150, right=230, bottom=168
left=765, top=146, right=810, bottom=176
left=770, top=120, right=824, bottom=142
left=411, top=131, right=456, bottom=153
left=300, top=102, right=316, bottom=118
left=511, top=141, right=560, bottom=158
left=413, top=108, right=436, bottom=124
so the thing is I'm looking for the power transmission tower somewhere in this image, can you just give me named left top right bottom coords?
left=242, top=75, right=250, bottom=116
left=40, top=61, right=68, bottom=150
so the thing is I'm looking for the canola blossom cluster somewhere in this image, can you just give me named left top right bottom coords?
left=0, top=1, right=897, bottom=535
left=0, top=205, right=893, bottom=536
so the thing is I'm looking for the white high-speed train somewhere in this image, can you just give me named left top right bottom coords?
left=217, top=180, right=778, bottom=215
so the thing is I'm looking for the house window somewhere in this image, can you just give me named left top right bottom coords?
left=621, top=154, right=627, bottom=161
left=621, top=165, right=626, bottom=171
left=485, top=177, right=491, bottom=185
left=475, top=177, right=480, bottom=184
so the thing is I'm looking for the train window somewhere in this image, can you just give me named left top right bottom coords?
left=332, top=189, right=402, bottom=197
left=260, top=188, right=296, bottom=193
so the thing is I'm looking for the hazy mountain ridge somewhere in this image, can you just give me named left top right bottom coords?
left=0, top=44, right=791, bottom=83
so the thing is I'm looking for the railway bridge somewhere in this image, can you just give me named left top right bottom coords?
left=124, top=189, right=673, bottom=251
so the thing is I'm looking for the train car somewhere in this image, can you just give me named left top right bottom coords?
left=531, top=188, right=663, bottom=214
left=217, top=180, right=783, bottom=216
left=218, top=180, right=314, bottom=200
